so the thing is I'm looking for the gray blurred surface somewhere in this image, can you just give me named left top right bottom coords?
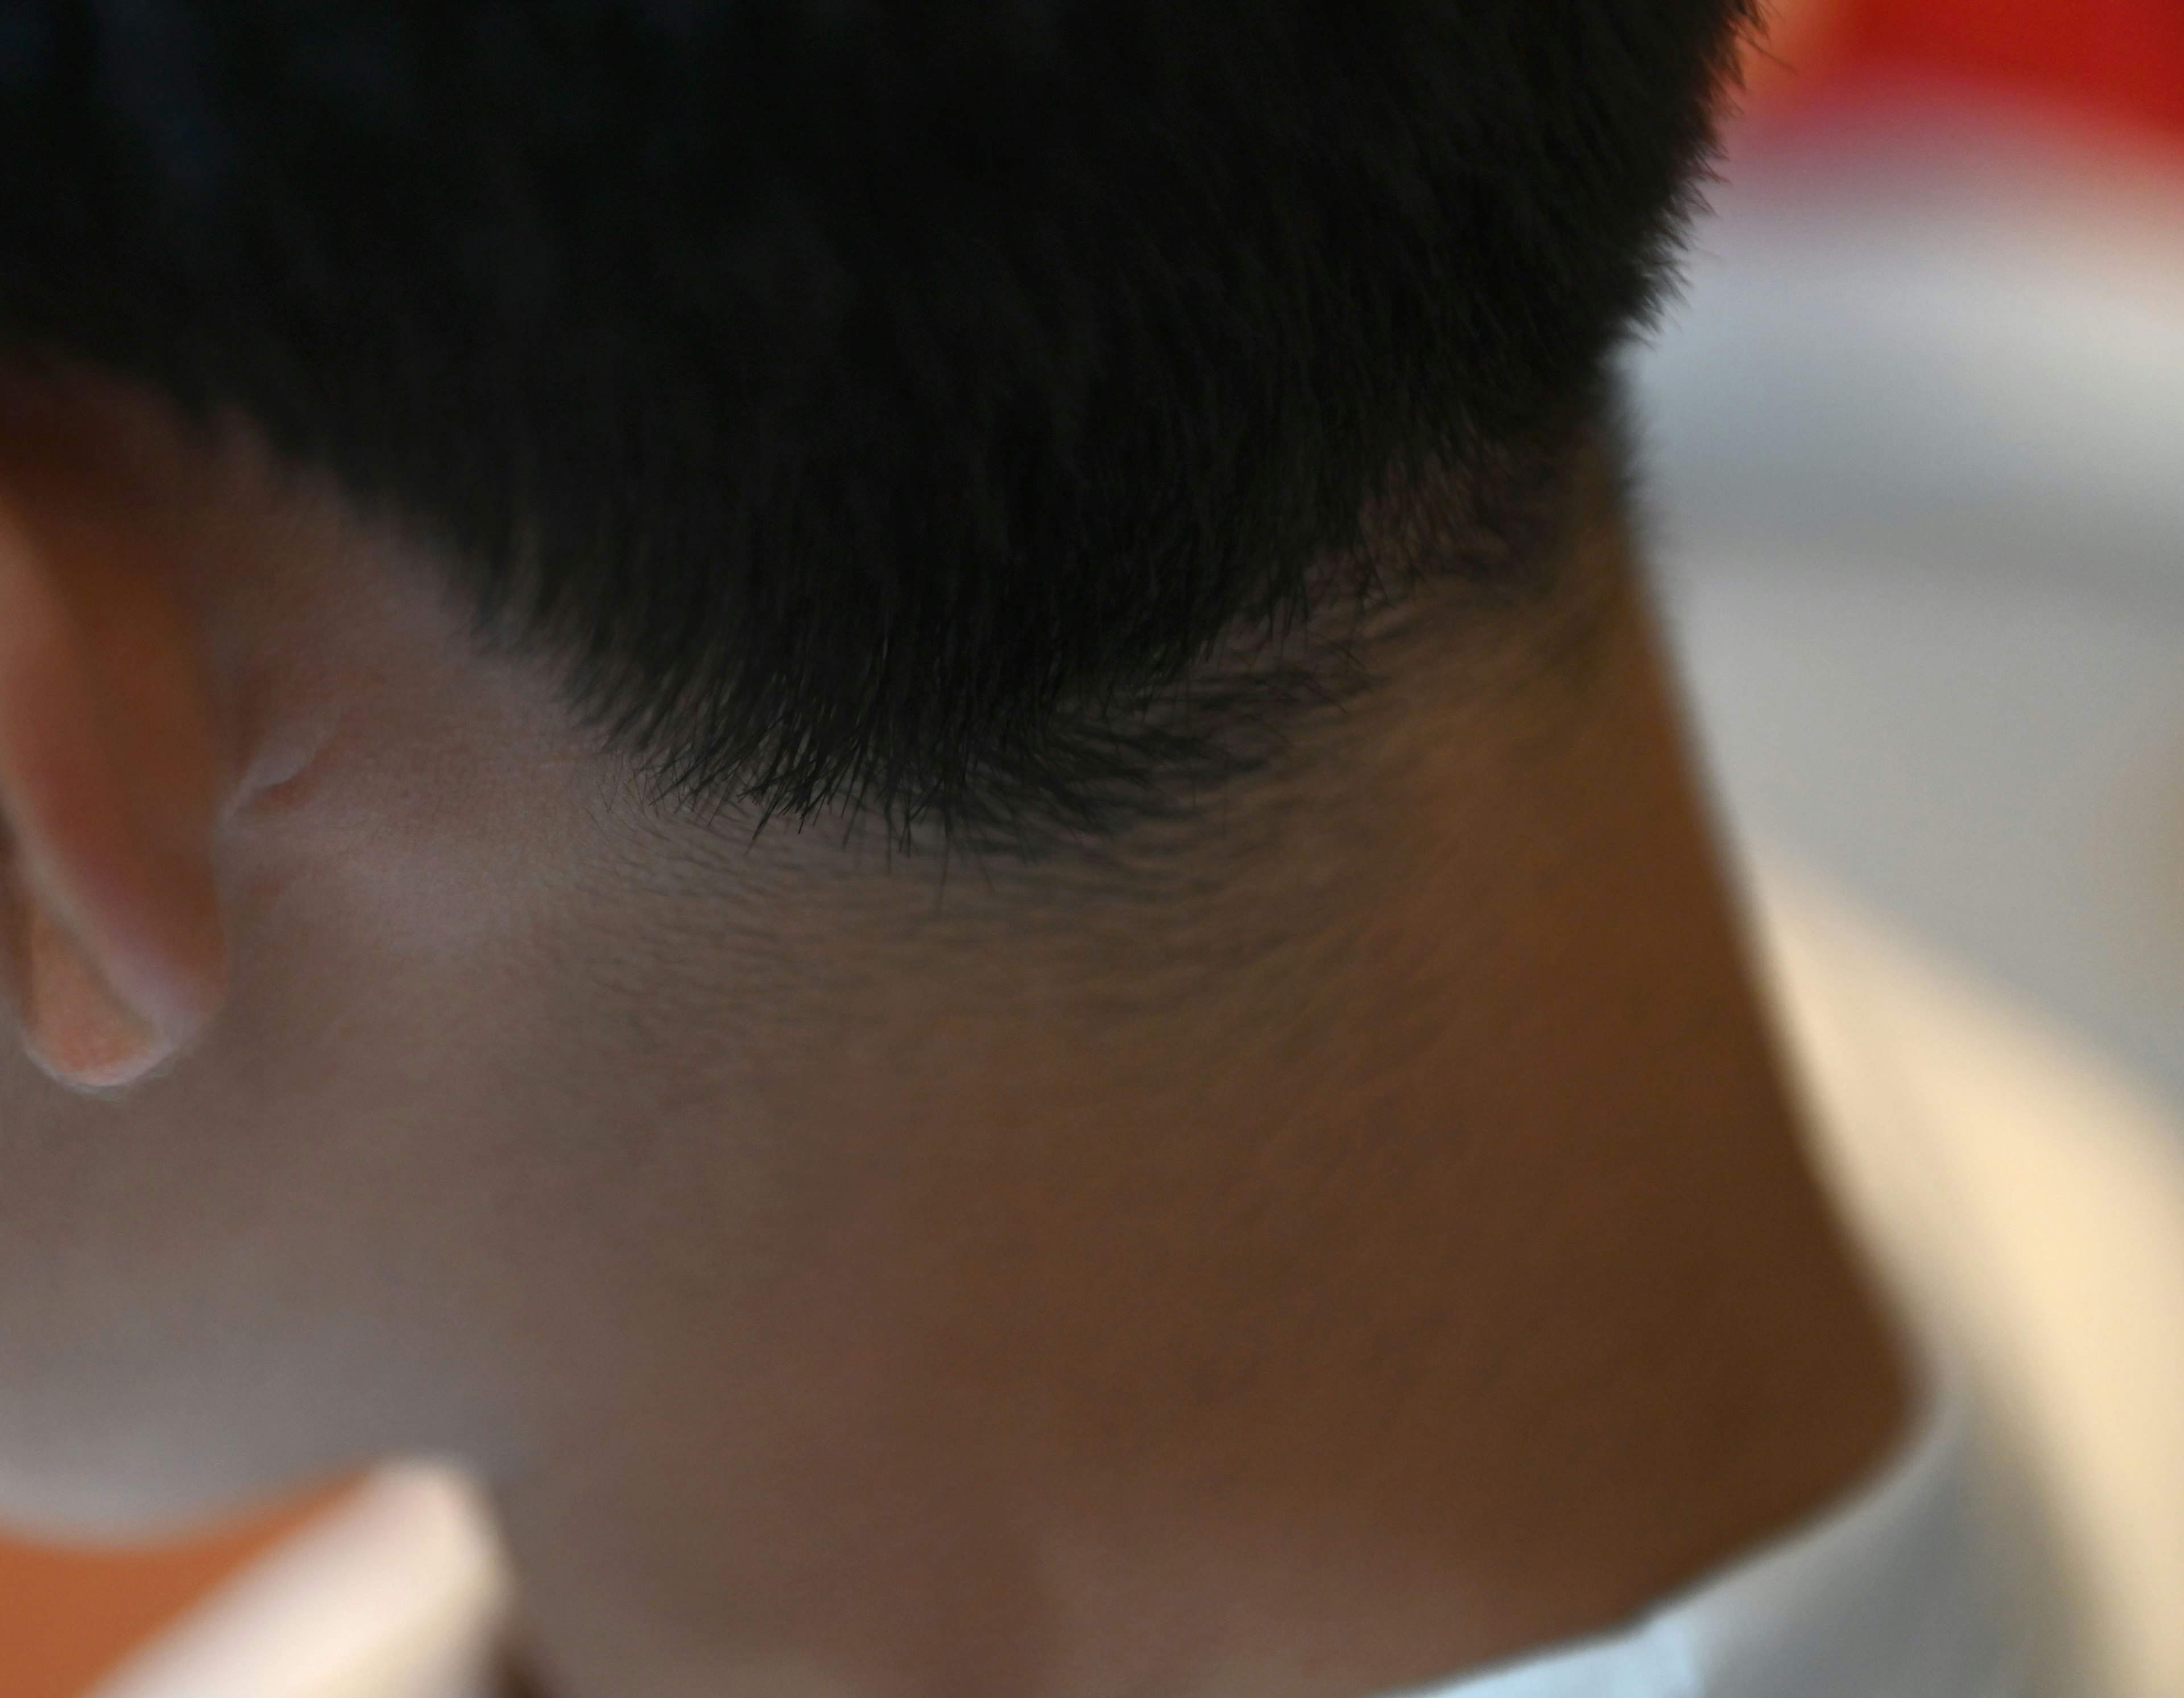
left=1631, top=103, right=2184, bottom=1110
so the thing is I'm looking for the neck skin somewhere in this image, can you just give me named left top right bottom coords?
left=482, top=538, right=1908, bottom=1698
left=0, top=383, right=1899, bottom=1698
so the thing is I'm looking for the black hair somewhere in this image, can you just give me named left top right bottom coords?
left=0, top=0, right=1750, bottom=841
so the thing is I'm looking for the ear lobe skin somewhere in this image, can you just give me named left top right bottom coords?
left=15, top=883, right=181, bottom=1090
left=0, top=491, right=227, bottom=1091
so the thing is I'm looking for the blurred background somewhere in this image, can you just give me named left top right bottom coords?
left=1645, top=0, right=2184, bottom=1135
left=6, top=0, right=2184, bottom=1692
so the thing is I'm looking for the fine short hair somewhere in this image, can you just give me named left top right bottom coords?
left=0, top=1, right=1751, bottom=842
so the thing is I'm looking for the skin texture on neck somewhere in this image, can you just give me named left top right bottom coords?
left=479, top=546, right=1909, bottom=1697
left=0, top=382, right=1904, bottom=1698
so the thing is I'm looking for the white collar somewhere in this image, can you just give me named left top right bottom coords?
left=1414, top=1387, right=2020, bottom=1697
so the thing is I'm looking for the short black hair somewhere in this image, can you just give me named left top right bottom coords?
left=0, top=0, right=1749, bottom=840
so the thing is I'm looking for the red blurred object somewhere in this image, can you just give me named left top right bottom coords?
left=1777, top=0, right=2184, bottom=142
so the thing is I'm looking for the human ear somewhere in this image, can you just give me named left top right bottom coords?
left=0, top=488, right=226, bottom=1090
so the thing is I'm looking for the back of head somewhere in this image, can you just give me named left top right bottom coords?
left=0, top=0, right=1751, bottom=844
left=0, top=36, right=1925, bottom=1683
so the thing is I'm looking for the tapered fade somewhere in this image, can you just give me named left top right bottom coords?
left=0, top=0, right=1755, bottom=843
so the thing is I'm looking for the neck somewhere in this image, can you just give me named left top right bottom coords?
left=487, top=553, right=1907, bottom=1698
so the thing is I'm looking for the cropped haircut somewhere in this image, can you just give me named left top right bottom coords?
left=0, top=0, right=1752, bottom=842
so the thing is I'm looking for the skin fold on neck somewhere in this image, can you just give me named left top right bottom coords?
left=485, top=525, right=1910, bottom=1698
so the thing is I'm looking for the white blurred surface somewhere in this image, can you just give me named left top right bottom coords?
left=85, top=1467, right=507, bottom=1698
left=1632, top=101, right=2184, bottom=1120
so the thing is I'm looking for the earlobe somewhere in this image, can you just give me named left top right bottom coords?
left=12, top=875, right=179, bottom=1088
left=0, top=488, right=227, bottom=1091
